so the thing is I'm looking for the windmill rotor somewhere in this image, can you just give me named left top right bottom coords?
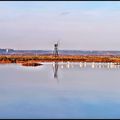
left=53, top=39, right=62, bottom=56
left=57, top=39, right=61, bottom=47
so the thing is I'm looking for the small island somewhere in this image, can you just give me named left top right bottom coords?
left=21, top=62, right=43, bottom=67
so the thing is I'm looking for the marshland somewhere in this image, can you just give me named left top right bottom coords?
left=0, top=54, right=120, bottom=65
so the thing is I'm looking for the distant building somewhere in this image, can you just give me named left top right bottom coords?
left=6, top=49, right=9, bottom=53
left=5, top=48, right=14, bottom=53
left=0, top=48, right=14, bottom=54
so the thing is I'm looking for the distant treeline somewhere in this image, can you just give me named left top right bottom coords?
left=1, top=49, right=120, bottom=56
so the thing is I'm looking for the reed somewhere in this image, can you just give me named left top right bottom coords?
left=0, top=55, right=120, bottom=64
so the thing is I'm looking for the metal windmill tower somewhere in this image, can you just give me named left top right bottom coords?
left=53, top=41, right=60, bottom=57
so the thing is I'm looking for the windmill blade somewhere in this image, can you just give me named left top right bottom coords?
left=57, top=39, right=61, bottom=46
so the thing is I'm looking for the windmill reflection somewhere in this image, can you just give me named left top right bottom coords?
left=52, top=62, right=120, bottom=80
left=52, top=62, right=59, bottom=82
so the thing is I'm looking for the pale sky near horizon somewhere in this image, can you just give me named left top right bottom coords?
left=0, top=1, right=120, bottom=50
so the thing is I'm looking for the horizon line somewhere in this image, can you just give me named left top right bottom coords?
left=1, top=48, right=120, bottom=52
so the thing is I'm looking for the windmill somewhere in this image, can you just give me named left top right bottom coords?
left=52, top=40, right=61, bottom=83
left=53, top=40, right=60, bottom=57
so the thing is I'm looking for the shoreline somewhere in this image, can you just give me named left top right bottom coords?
left=0, top=54, right=120, bottom=65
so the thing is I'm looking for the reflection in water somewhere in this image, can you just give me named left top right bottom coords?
left=52, top=62, right=59, bottom=83
left=1, top=63, right=120, bottom=118
left=57, top=62, right=120, bottom=69
left=52, top=62, right=120, bottom=79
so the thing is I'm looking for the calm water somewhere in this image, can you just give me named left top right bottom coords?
left=0, top=62, right=120, bottom=118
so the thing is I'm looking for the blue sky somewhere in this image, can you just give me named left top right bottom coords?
left=0, top=1, right=120, bottom=50
left=0, top=1, right=120, bottom=10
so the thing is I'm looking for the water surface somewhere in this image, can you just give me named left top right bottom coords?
left=0, top=62, right=120, bottom=118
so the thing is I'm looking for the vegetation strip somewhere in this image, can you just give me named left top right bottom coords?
left=0, top=55, right=120, bottom=65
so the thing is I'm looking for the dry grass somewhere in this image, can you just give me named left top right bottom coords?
left=0, top=54, right=120, bottom=64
